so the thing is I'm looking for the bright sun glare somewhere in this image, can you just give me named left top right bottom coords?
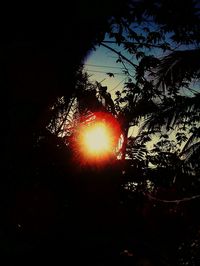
left=75, top=112, right=121, bottom=163
left=82, top=122, right=112, bottom=155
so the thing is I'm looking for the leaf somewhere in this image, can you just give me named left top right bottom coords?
left=136, top=51, right=145, bottom=60
left=116, top=58, right=122, bottom=63
left=143, top=27, right=150, bottom=32
left=106, top=72, right=115, bottom=77
left=147, top=31, right=162, bottom=43
left=115, top=91, right=121, bottom=97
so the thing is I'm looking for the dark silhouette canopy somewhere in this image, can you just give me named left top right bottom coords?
left=1, top=1, right=200, bottom=265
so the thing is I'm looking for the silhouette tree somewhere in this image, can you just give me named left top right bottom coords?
left=1, top=1, right=132, bottom=264
left=81, top=1, right=200, bottom=264
left=94, top=0, right=200, bottom=177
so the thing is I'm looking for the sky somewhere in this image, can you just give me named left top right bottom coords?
left=83, top=26, right=199, bottom=150
left=83, top=43, right=143, bottom=140
left=83, top=45, right=188, bottom=152
left=83, top=31, right=174, bottom=99
left=83, top=42, right=132, bottom=99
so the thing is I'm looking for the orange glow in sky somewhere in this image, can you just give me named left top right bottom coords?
left=75, top=112, right=121, bottom=163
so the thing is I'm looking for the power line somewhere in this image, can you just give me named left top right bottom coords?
left=109, top=78, right=126, bottom=92
left=85, top=69, right=125, bottom=75
left=85, top=63, right=123, bottom=69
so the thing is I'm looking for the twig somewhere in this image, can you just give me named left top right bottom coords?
left=100, top=43, right=138, bottom=68
left=144, top=192, right=200, bottom=204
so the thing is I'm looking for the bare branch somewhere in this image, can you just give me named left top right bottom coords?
left=144, top=192, right=200, bottom=203
left=100, top=42, right=138, bottom=68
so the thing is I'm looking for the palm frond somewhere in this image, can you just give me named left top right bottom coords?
left=156, top=48, right=200, bottom=88
left=178, top=141, right=200, bottom=176
left=126, top=138, right=148, bottom=161
left=140, top=94, right=200, bottom=133
left=180, top=129, right=200, bottom=160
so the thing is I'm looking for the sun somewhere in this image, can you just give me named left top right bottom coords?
left=75, top=112, right=121, bottom=163
left=82, top=122, right=113, bottom=156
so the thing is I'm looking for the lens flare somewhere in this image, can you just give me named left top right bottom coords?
left=75, top=112, right=121, bottom=163
left=82, top=122, right=113, bottom=156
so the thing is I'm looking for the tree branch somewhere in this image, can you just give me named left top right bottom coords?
left=144, top=192, right=200, bottom=203
left=102, top=40, right=173, bottom=51
left=100, top=42, right=138, bottom=68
